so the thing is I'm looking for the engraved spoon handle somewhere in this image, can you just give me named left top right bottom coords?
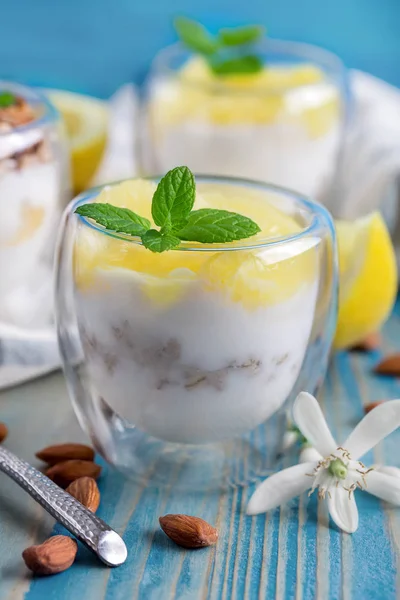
left=0, top=446, right=127, bottom=566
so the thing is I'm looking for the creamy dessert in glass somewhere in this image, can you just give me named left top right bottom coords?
left=56, top=170, right=337, bottom=489
left=142, top=35, right=346, bottom=201
left=0, top=83, right=69, bottom=329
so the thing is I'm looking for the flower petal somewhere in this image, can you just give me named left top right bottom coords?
left=374, top=465, right=400, bottom=479
left=327, top=487, right=359, bottom=533
left=247, top=462, right=315, bottom=515
left=343, top=400, right=400, bottom=459
left=299, top=447, right=322, bottom=463
left=366, top=470, right=400, bottom=505
left=293, top=392, right=337, bottom=457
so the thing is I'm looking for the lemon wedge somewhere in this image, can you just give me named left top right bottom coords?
left=48, top=90, right=108, bottom=193
left=334, top=212, right=397, bottom=349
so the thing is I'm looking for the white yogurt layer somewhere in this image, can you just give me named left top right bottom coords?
left=0, top=158, right=60, bottom=327
left=76, top=266, right=318, bottom=443
left=151, top=118, right=339, bottom=200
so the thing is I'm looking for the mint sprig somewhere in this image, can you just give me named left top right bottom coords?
left=178, top=208, right=261, bottom=243
left=75, top=166, right=261, bottom=253
left=209, top=55, right=263, bottom=76
left=74, top=203, right=150, bottom=237
left=219, top=25, right=264, bottom=47
left=151, top=165, right=194, bottom=230
left=174, top=17, right=219, bottom=56
left=0, top=91, right=17, bottom=108
left=174, top=18, right=265, bottom=76
left=142, top=230, right=181, bottom=252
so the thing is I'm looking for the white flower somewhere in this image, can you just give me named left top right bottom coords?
left=247, top=392, right=400, bottom=533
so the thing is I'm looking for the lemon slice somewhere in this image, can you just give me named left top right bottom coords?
left=334, top=212, right=397, bottom=349
left=48, top=90, right=108, bottom=193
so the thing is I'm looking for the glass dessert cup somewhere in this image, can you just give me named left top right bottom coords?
left=0, top=82, right=69, bottom=330
left=141, top=39, right=347, bottom=202
left=56, top=176, right=338, bottom=490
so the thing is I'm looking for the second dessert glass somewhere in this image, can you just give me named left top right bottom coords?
left=56, top=175, right=337, bottom=490
left=141, top=39, right=348, bottom=203
left=0, top=82, right=69, bottom=330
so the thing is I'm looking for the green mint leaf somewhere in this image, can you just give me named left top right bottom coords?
left=219, top=25, right=264, bottom=46
left=177, top=208, right=261, bottom=243
left=209, top=55, right=263, bottom=75
left=75, top=203, right=151, bottom=237
left=141, top=229, right=181, bottom=253
left=174, top=17, right=219, bottom=55
left=152, top=166, right=195, bottom=230
left=0, top=91, right=17, bottom=108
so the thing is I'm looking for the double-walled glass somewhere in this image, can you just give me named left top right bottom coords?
left=56, top=176, right=337, bottom=489
left=0, top=82, right=69, bottom=330
left=141, top=39, right=348, bottom=203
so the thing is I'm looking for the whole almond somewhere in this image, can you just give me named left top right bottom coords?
left=0, top=422, right=8, bottom=443
left=36, top=443, right=95, bottom=465
left=45, top=460, right=101, bottom=488
left=374, top=354, right=400, bottom=376
left=365, top=401, right=384, bottom=414
left=159, top=514, right=218, bottom=549
left=351, top=332, right=382, bottom=352
left=22, top=535, right=77, bottom=575
left=66, top=477, right=100, bottom=512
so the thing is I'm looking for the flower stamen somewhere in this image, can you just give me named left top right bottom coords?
left=307, top=448, right=374, bottom=501
left=328, top=458, right=348, bottom=480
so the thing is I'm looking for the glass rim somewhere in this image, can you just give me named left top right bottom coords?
left=71, top=174, right=333, bottom=253
left=0, top=81, right=59, bottom=136
left=149, top=38, right=346, bottom=96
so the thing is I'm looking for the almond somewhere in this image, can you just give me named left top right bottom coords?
left=374, top=354, right=400, bottom=376
left=351, top=332, right=382, bottom=352
left=0, top=422, right=8, bottom=443
left=364, top=401, right=384, bottom=414
left=159, top=514, right=218, bottom=549
left=66, top=477, right=100, bottom=512
left=36, top=443, right=95, bottom=465
left=22, top=535, right=77, bottom=575
left=45, top=460, right=101, bottom=488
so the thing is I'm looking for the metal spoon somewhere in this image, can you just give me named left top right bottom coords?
left=0, top=445, right=127, bottom=566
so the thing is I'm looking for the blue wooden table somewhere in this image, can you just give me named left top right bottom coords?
left=1, top=301, right=400, bottom=599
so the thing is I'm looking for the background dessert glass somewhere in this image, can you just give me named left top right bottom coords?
left=0, top=82, right=70, bottom=331
left=141, top=39, right=347, bottom=204
left=56, top=176, right=337, bottom=490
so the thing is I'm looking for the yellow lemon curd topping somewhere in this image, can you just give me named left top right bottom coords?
left=150, top=57, right=339, bottom=137
left=74, top=179, right=318, bottom=309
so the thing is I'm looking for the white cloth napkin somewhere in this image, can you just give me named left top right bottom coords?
left=94, top=83, right=140, bottom=184
left=334, top=71, right=400, bottom=221
left=1, top=71, right=399, bottom=390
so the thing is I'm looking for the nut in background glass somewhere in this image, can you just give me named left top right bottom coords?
left=56, top=176, right=337, bottom=490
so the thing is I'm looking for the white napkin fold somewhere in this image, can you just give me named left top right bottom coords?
left=332, top=70, right=400, bottom=223
left=94, top=83, right=140, bottom=184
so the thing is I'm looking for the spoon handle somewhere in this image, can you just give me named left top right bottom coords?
left=0, top=446, right=127, bottom=566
